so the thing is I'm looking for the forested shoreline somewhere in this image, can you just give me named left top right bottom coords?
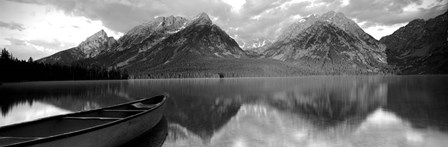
left=0, top=49, right=128, bottom=83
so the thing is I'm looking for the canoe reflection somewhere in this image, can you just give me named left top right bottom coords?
left=121, top=117, right=168, bottom=147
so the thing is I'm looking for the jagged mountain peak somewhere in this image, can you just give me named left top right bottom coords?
left=38, top=29, right=117, bottom=64
left=302, top=11, right=351, bottom=25
left=153, top=15, right=188, bottom=26
left=78, top=29, right=113, bottom=47
left=319, top=11, right=365, bottom=36
left=84, top=29, right=108, bottom=42
left=278, top=11, right=367, bottom=42
left=78, top=30, right=116, bottom=58
left=92, top=11, right=246, bottom=70
left=190, top=12, right=213, bottom=26
left=115, top=15, right=189, bottom=51
left=124, top=15, right=188, bottom=37
left=321, top=11, right=346, bottom=19
left=197, top=12, right=211, bottom=20
left=155, top=20, right=245, bottom=58
left=264, top=11, right=386, bottom=74
left=95, top=29, right=107, bottom=35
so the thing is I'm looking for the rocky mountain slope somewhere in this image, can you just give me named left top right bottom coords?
left=264, top=11, right=387, bottom=74
left=115, top=16, right=188, bottom=52
left=41, top=10, right=448, bottom=77
left=38, top=30, right=116, bottom=65
left=40, top=12, right=313, bottom=78
left=88, top=13, right=249, bottom=75
left=380, top=10, right=448, bottom=74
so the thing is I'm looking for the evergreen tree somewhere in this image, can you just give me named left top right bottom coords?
left=28, top=57, right=33, bottom=63
left=0, top=48, right=128, bottom=83
left=1, top=48, right=11, bottom=60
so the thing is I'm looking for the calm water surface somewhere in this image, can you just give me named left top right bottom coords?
left=1, top=76, right=448, bottom=147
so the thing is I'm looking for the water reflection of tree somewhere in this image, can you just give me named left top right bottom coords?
left=0, top=81, right=130, bottom=115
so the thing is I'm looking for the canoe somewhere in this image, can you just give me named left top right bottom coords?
left=0, top=95, right=166, bottom=147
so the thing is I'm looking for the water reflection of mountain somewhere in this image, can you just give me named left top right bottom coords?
left=125, top=79, right=249, bottom=141
left=3, top=76, right=446, bottom=146
left=266, top=81, right=388, bottom=128
left=385, top=76, right=448, bottom=132
left=213, top=76, right=389, bottom=129
left=166, top=104, right=443, bottom=147
left=164, top=95, right=241, bottom=142
left=166, top=104, right=448, bottom=147
left=0, top=81, right=130, bottom=115
left=149, top=76, right=389, bottom=144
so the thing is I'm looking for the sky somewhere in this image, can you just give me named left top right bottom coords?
left=0, top=0, right=447, bottom=60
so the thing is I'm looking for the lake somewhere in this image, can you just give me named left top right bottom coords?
left=1, top=76, right=448, bottom=147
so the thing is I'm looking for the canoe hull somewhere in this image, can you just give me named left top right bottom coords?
left=0, top=96, right=167, bottom=147
left=27, top=102, right=166, bottom=147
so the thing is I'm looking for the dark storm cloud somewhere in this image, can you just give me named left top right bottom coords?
left=0, top=21, right=25, bottom=31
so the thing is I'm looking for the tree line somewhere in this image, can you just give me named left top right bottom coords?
left=0, top=48, right=128, bottom=83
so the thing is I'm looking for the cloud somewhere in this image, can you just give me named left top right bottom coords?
left=8, top=0, right=318, bottom=43
left=363, top=23, right=408, bottom=40
left=8, top=0, right=234, bottom=33
left=6, top=0, right=448, bottom=50
left=3, top=37, right=70, bottom=59
left=28, top=39, right=69, bottom=50
left=5, top=38, right=27, bottom=46
left=0, top=21, right=25, bottom=31
left=222, top=0, right=247, bottom=12
left=2, top=39, right=52, bottom=60
left=340, top=0, right=448, bottom=27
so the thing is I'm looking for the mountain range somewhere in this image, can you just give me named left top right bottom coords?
left=380, top=10, right=448, bottom=74
left=38, top=30, right=117, bottom=65
left=37, top=10, right=448, bottom=78
left=263, top=11, right=387, bottom=74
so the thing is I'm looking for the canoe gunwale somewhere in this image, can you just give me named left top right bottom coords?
left=0, top=95, right=166, bottom=147
left=63, top=117, right=122, bottom=120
